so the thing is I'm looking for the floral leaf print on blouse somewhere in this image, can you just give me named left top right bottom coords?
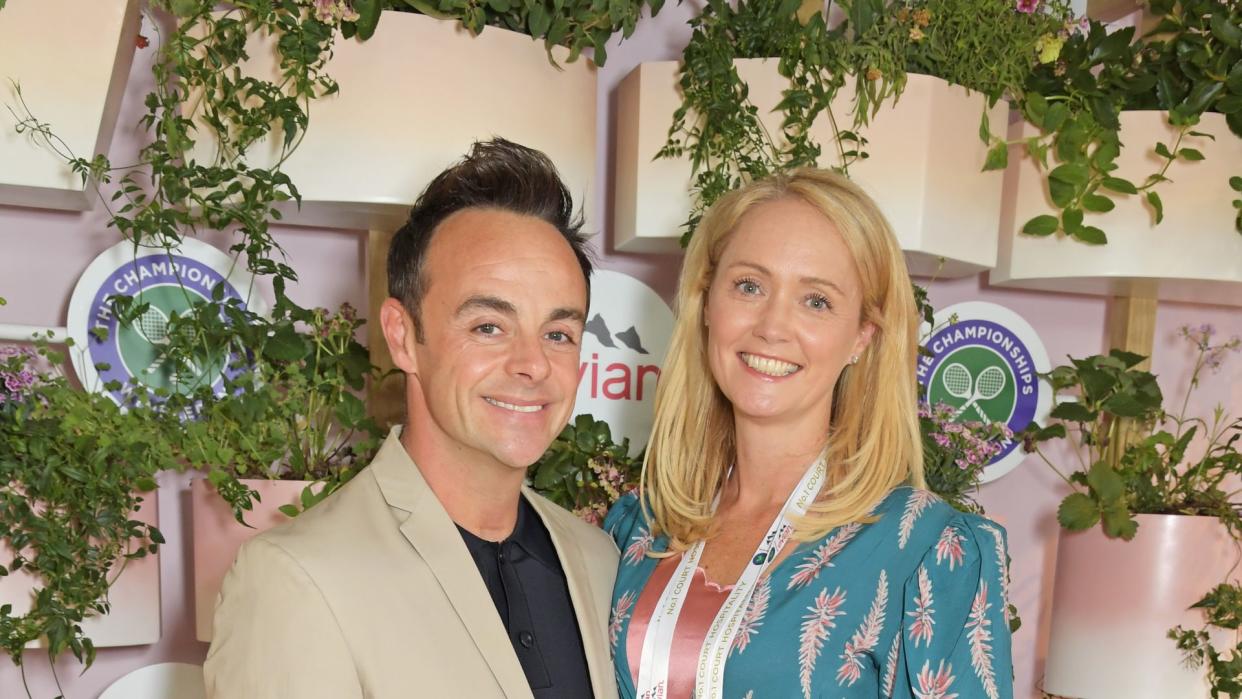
left=798, top=587, right=848, bottom=699
left=733, top=575, right=771, bottom=654
left=610, top=590, right=636, bottom=649
left=977, top=522, right=1012, bottom=624
left=623, top=527, right=654, bottom=565
left=907, top=565, right=935, bottom=647
left=899, top=490, right=940, bottom=549
left=915, top=659, right=959, bottom=699
left=836, top=570, right=889, bottom=686
left=788, top=522, right=862, bottom=590
left=881, top=632, right=901, bottom=697
left=935, top=526, right=966, bottom=571
left=966, top=581, right=1000, bottom=699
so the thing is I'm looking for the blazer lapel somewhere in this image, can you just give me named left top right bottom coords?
left=370, top=429, right=532, bottom=699
left=525, top=491, right=612, bottom=699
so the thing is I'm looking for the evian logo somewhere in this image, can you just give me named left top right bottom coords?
left=574, top=270, right=673, bottom=451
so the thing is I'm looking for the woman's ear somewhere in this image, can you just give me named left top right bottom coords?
left=852, top=321, right=877, bottom=359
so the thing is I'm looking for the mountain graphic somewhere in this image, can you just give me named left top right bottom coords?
left=616, top=326, right=648, bottom=354
left=584, top=313, right=616, bottom=348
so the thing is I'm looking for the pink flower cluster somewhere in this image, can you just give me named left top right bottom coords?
left=920, top=401, right=1013, bottom=470
left=308, top=0, right=359, bottom=24
left=572, top=456, right=639, bottom=525
left=0, top=345, right=38, bottom=405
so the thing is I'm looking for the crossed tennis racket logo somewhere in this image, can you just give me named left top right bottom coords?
left=133, top=305, right=201, bottom=381
left=940, top=362, right=1007, bottom=422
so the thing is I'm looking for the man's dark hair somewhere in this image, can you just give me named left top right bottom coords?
left=387, top=138, right=592, bottom=342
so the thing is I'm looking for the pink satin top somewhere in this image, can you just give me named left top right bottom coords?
left=624, top=554, right=733, bottom=698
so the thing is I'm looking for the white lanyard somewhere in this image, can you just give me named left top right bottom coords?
left=635, top=454, right=827, bottom=699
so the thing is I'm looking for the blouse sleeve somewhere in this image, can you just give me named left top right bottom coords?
left=887, top=515, right=1014, bottom=699
left=604, top=492, right=656, bottom=568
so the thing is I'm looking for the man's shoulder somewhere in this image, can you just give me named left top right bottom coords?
left=523, top=489, right=617, bottom=559
left=246, top=465, right=387, bottom=562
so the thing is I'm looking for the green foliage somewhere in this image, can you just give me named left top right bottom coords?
left=530, top=414, right=641, bottom=524
left=164, top=302, right=384, bottom=525
left=0, top=338, right=170, bottom=671
left=1169, top=583, right=1242, bottom=698
left=386, top=0, right=664, bottom=66
left=1021, top=344, right=1242, bottom=541
left=1018, top=0, right=1242, bottom=239
left=661, top=0, right=1071, bottom=244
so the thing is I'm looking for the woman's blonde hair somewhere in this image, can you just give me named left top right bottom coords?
left=641, top=168, right=924, bottom=551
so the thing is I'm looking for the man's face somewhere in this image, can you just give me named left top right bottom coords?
left=407, top=208, right=587, bottom=472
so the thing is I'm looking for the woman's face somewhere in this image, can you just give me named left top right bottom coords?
left=704, top=196, right=875, bottom=429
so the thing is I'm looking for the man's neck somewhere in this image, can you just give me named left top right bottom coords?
left=400, top=425, right=526, bottom=542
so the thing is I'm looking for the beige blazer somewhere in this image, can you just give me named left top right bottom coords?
left=204, top=428, right=620, bottom=699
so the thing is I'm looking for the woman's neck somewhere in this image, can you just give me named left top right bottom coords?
left=724, top=415, right=829, bottom=512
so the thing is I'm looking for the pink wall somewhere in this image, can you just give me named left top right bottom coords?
left=2, top=4, right=1240, bottom=698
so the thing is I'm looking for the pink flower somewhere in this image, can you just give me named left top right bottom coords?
left=1015, top=0, right=1039, bottom=13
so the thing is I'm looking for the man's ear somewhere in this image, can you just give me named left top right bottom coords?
left=380, top=297, right=419, bottom=375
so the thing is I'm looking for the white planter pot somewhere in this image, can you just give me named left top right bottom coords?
left=191, top=478, right=311, bottom=642
left=196, top=11, right=598, bottom=232
left=613, top=63, right=1008, bottom=277
left=0, top=0, right=139, bottom=210
left=1044, top=514, right=1240, bottom=699
left=994, top=112, right=1242, bottom=307
left=0, top=491, right=160, bottom=648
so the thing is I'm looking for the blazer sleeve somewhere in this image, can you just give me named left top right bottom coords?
left=203, top=537, right=363, bottom=699
left=889, top=515, right=1014, bottom=699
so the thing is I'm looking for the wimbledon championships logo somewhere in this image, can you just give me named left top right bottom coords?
left=917, top=301, right=1051, bottom=482
left=67, top=239, right=262, bottom=405
left=574, top=270, right=674, bottom=452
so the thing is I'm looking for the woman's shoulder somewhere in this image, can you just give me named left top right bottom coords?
left=867, top=486, right=1009, bottom=570
left=604, top=491, right=646, bottom=543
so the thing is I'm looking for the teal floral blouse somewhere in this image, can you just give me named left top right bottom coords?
left=605, top=486, right=1014, bottom=699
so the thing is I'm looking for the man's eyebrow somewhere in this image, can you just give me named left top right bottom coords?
left=454, top=295, right=516, bottom=317
left=729, top=261, right=846, bottom=296
left=548, top=307, right=586, bottom=324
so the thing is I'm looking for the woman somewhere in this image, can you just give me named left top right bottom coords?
left=606, top=169, right=1012, bottom=699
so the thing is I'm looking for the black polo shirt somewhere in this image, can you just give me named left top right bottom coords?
left=455, top=496, right=593, bottom=698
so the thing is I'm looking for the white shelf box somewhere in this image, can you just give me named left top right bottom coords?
left=614, top=61, right=1008, bottom=277
left=198, top=12, right=598, bottom=232
left=0, top=0, right=139, bottom=211
left=993, top=112, right=1242, bottom=307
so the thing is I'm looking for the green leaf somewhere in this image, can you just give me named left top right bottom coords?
left=1101, top=505, right=1138, bottom=540
left=1179, top=82, right=1225, bottom=118
left=1178, top=147, right=1206, bottom=161
left=1049, top=177, right=1076, bottom=208
left=1051, top=401, right=1097, bottom=422
left=1108, top=348, right=1147, bottom=368
left=263, top=324, right=310, bottom=362
left=982, top=142, right=1008, bottom=171
left=1082, top=194, right=1115, bottom=213
left=1086, top=461, right=1125, bottom=504
left=528, top=6, right=551, bottom=37
left=1101, top=176, right=1138, bottom=194
left=167, top=0, right=200, bottom=17
left=1231, top=176, right=1242, bottom=192
left=1155, top=141, right=1173, bottom=159
left=1050, top=163, right=1090, bottom=185
left=978, top=110, right=992, bottom=145
left=1023, top=93, right=1048, bottom=129
left=1101, top=393, right=1148, bottom=417
left=1022, top=215, right=1059, bottom=236
left=1210, top=13, right=1242, bottom=49
left=277, top=504, right=300, bottom=518
left=1071, top=226, right=1107, bottom=244
left=1147, top=190, right=1164, bottom=224
left=353, top=0, right=381, bottom=40
left=1062, top=207, right=1084, bottom=232
left=1058, top=492, right=1101, bottom=531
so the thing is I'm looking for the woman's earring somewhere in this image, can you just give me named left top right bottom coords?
left=849, top=354, right=860, bottom=365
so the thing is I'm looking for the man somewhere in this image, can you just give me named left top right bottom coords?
left=205, top=139, right=619, bottom=698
